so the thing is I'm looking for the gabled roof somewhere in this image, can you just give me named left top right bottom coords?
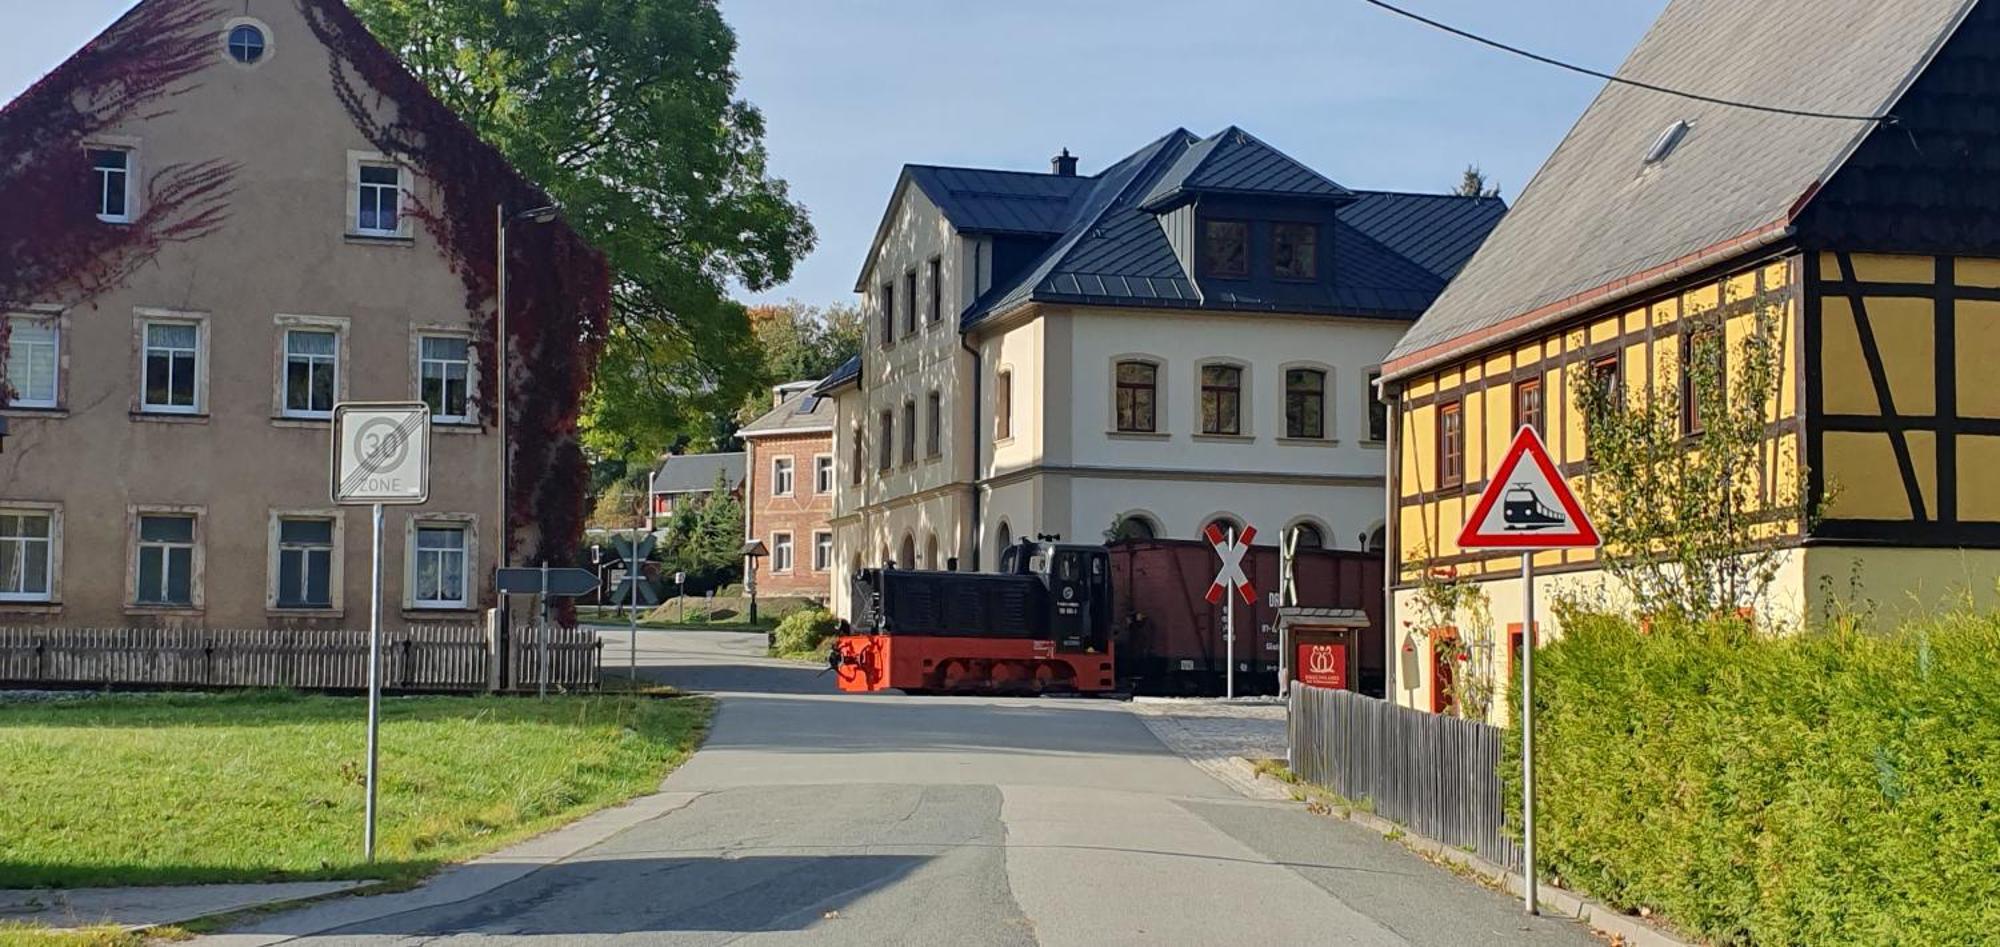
left=957, top=128, right=1505, bottom=327
left=854, top=165, right=1092, bottom=291
left=1383, top=0, right=1976, bottom=379
left=812, top=354, right=860, bottom=396
left=739, top=387, right=836, bottom=437
left=1139, top=126, right=1352, bottom=212
left=650, top=453, right=745, bottom=495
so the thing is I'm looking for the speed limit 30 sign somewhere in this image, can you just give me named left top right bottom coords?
left=331, top=402, right=432, bottom=505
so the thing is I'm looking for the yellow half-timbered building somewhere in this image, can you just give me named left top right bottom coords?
left=1378, top=0, right=2000, bottom=718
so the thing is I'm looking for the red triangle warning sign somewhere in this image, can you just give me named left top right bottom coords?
left=1457, top=427, right=1600, bottom=550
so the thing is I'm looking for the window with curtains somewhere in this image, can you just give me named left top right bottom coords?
left=420, top=335, right=471, bottom=422
left=1115, top=360, right=1158, bottom=433
left=4, top=316, right=58, bottom=408
left=141, top=321, right=199, bottom=413
left=282, top=329, right=338, bottom=418
left=1201, top=364, right=1242, bottom=435
left=1285, top=368, right=1326, bottom=439
left=412, top=524, right=467, bottom=608
left=0, top=511, right=54, bottom=602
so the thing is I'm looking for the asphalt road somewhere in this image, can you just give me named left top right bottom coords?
left=229, top=628, right=1598, bottom=946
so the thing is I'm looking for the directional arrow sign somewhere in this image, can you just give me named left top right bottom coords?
left=495, top=567, right=599, bottom=597
left=1458, top=426, right=1599, bottom=550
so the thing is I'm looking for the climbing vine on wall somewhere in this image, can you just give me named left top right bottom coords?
left=296, top=0, right=612, bottom=572
left=0, top=0, right=235, bottom=402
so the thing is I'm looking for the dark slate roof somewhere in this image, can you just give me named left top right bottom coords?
left=811, top=355, right=860, bottom=396
left=650, top=452, right=745, bottom=495
left=1383, top=0, right=1974, bottom=378
left=739, top=386, right=837, bottom=437
left=959, top=128, right=1505, bottom=326
left=1139, top=126, right=1351, bottom=211
left=906, top=165, right=1090, bottom=235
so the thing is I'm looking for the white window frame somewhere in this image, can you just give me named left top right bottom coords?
left=406, top=515, right=477, bottom=611
left=282, top=328, right=339, bottom=419
left=128, top=504, right=203, bottom=611
left=0, top=503, right=60, bottom=604
left=267, top=509, right=344, bottom=613
left=771, top=455, right=795, bottom=497
left=271, top=314, right=349, bottom=423
left=348, top=151, right=412, bottom=239
left=813, top=530, right=833, bottom=572
left=770, top=531, right=794, bottom=574
left=5, top=312, right=61, bottom=409
left=416, top=331, right=475, bottom=424
left=813, top=454, right=834, bottom=495
left=136, top=311, right=207, bottom=415
left=88, top=143, right=137, bottom=224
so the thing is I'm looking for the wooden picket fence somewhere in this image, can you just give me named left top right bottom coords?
left=1288, top=684, right=1518, bottom=868
left=0, top=624, right=600, bottom=693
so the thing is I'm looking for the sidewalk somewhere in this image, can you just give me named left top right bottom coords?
left=0, top=882, right=366, bottom=932
left=1126, top=696, right=1292, bottom=800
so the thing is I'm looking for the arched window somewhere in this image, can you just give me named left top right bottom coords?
left=1115, top=360, right=1159, bottom=433
left=1206, top=515, right=1242, bottom=539
left=1201, top=364, right=1243, bottom=435
left=996, top=521, right=1012, bottom=556
left=1290, top=522, right=1325, bottom=550
left=924, top=533, right=938, bottom=570
left=1366, top=526, right=1386, bottom=553
left=1114, top=514, right=1157, bottom=541
left=900, top=533, right=917, bottom=571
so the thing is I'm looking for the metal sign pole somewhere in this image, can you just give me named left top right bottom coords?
left=364, top=502, right=383, bottom=861
left=538, top=561, right=551, bottom=698
left=1522, top=551, right=1537, bottom=915
left=1225, top=526, right=1236, bottom=700
left=628, top=532, right=640, bottom=682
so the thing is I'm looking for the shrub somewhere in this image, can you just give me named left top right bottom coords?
left=772, top=608, right=839, bottom=657
left=1504, top=610, right=2000, bottom=944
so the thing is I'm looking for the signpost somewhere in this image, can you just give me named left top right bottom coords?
left=330, top=402, right=432, bottom=864
left=1457, top=426, right=1598, bottom=915
left=496, top=565, right=597, bottom=698
left=1204, top=522, right=1257, bottom=699
left=613, top=531, right=656, bottom=682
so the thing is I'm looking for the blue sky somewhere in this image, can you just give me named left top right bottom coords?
left=1, top=0, right=1664, bottom=307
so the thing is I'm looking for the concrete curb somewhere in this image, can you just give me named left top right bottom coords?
left=192, top=788, right=703, bottom=945
left=0, top=881, right=378, bottom=934
left=1259, top=769, right=1698, bottom=947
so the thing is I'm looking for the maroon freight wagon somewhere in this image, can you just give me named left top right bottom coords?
left=1106, top=538, right=1385, bottom=697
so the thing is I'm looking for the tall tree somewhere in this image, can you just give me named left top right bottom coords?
left=350, top=0, right=815, bottom=464
left=1456, top=164, right=1501, bottom=199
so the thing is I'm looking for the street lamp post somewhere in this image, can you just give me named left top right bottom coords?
left=493, top=202, right=558, bottom=689
left=741, top=539, right=768, bottom=634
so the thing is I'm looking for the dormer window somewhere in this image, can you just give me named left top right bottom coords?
left=1202, top=219, right=1248, bottom=278
left=1272, top=222, right=1318, bottom=280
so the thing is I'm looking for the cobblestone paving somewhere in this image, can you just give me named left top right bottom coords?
left=1127, top=697, right=1293, bottom=799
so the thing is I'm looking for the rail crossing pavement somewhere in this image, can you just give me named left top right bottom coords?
left=1457, top=425, right=1599, bottom=916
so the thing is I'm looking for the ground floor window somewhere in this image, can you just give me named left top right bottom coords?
left=771, top=532, right=794, bottom=573
left=136, top=513, right=196, bottom=606
left=276, top=517, right=335, bottom=609
left=813, top=531, right=833, bottom=571
left=413, top=524, right=468, bottom=608
left=0, top=510, right=54, bottom=601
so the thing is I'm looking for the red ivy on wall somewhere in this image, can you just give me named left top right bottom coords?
left=0, top=0, right=235, bottom=402
left=295, top=0, right=612, bottom=577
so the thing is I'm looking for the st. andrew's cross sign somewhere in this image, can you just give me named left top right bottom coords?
left=1203, top=522, right=1257, bottom=604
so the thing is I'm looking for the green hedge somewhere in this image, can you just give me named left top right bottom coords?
left=1506, top=611, right=2000, bottom=945
left=771, top=607, right=839, bottom=658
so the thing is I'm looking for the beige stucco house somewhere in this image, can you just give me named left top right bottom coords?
left=0, top=0, right=593, bottom=631
left=818, top=129, right=1503, bottom=620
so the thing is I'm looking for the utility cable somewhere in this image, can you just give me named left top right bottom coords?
left=1360, top=0, right=1898, bottom=124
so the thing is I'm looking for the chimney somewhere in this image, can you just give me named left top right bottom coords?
left=1051, top=148, right=1078, bottom=177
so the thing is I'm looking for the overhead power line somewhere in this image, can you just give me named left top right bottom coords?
left=1359, top=0, right=1897, bottom=124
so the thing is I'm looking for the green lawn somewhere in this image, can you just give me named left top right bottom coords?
left=0, top=690, right=712, bottom=889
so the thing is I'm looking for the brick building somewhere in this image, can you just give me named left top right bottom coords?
left=740, top=381, right=837, bottom=601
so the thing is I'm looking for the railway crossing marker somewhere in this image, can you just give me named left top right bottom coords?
left=330, top=402, right=433, bottom=865
left=1204, top=523, right=1257, bottom=699
left=1457, top=425, right=1598, bottom=917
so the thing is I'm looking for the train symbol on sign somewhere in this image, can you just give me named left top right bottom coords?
left=1501, top=483, right=1568, bottom=531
